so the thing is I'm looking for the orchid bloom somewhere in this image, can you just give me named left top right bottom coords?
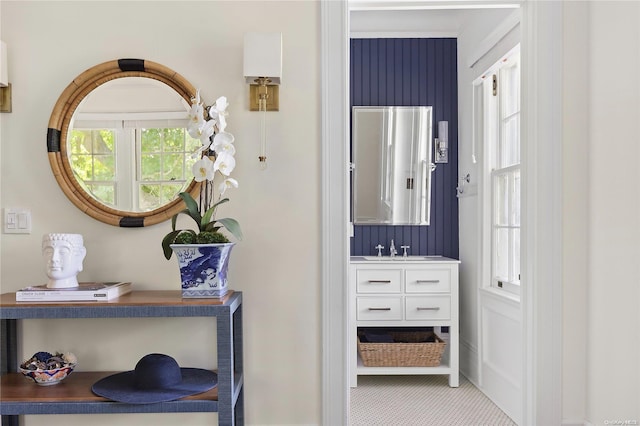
left=208, top=96, right=229, bottom=132
left=212, top=132, right=235, bottom=156
left=191, top=119, right=216, bottom=149
left=192, top=156, right=216, bottom=182
left=186, top=107, right=206, bottom=140
left=218, top=177, right=239, bottom=196
left=214, top=151, right=236, bottom=176
left=187, top=90, right=205, bottom=128
left=187, top=105, right=205, bottom=129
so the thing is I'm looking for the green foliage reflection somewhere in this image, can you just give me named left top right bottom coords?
left=70, top=126, right=198, bottom=212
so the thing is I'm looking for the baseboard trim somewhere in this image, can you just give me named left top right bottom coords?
left=459, top=337, right=480, bottom=386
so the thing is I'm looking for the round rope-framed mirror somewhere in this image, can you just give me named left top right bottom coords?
left=47, top=59, right=201, bottom=227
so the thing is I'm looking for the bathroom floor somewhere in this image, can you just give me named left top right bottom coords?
left=350, top=375, right=516, bottom=426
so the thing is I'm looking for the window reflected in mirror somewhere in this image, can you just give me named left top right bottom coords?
left=69, top=77, right=197, bottom=212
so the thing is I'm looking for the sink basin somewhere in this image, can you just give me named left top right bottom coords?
left=360, top=256, right=443, bottom=261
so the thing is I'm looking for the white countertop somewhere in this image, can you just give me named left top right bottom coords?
left=350, top=255, right=461, bottom=264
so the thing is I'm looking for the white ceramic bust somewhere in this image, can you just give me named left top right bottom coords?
left=42, top=233, right=86, bottom=289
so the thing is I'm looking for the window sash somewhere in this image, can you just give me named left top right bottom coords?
left=483, top=49, right=521, bottom=295
left=136, top=127, right=198, bottom=211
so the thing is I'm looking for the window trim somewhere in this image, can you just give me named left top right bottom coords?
left=476, top=46, right=521, bottom=297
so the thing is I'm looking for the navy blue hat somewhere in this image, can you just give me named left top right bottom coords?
left=91, top=353, right=217, bottom=404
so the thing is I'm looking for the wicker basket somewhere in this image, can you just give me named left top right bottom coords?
left=357, top=330, right=446, bottom=367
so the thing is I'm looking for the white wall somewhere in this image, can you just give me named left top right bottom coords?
left=0, top=2, right=320, bottom=425
left=562, top=2, right=640, bottom=424
left=562, top=2, right=589, bottom=423
left=584, top=2, right=640, bottom=424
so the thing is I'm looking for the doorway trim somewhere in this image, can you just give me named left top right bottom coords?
left=320, top=2, right=350, bottom=425
left=320, top=1, right=563, bottom=425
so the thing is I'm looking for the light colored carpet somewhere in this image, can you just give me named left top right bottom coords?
left=350, top=375, right=516, bottom=426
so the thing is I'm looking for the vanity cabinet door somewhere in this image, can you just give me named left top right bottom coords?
left=405, top=295, right=451, bottom=320
left=356, top=296, right=403, bottom=320
left=356, top=269, right=402, bottom=293
left=405, top=269, right=451, bottom=293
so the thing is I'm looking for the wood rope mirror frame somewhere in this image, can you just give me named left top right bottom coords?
left=47, top=59, right=201, bottom=227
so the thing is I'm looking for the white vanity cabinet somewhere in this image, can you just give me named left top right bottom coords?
left=349, top=257, right=460, bottom=387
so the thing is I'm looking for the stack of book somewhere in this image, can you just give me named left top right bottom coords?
left=15, top=282, right=132, bottom=302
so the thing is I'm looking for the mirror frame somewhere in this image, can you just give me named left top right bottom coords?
left=47, top=59, right=200, bottom=227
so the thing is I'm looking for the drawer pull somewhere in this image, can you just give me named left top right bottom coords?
left=367, top=280, right=392, bottom=284
left=368, top=307, right=392, bottom=311
left=416, top=307, right=441, bottom=311
left=416, top=280, right=440, bottom=284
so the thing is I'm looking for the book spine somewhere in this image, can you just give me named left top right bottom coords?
left=16, top=284, right=132, bottom=302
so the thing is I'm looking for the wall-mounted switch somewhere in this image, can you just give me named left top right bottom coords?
left=435, top=121, right=449, bottom=164
left=435, top=137, right=449, bottom=163
left=4, top=208, right=32, bottom=234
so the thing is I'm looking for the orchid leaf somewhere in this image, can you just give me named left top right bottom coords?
left=202, top=222, right=222, bottom=233
left=178, top=192, right=202, bottom=228
left=201, top=206, right=216, bottom=229
left=201, top=198, right=229, bottom=230
left=212, top=198, right=229, bottom=209
left=171, top=209, right=189, bottom=231
left=216, top=217, right=243, bottom=240
left=162, top=230, right=182, bottom=260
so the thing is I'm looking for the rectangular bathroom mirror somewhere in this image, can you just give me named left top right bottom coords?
left=352, top=106, right=433, bottom=225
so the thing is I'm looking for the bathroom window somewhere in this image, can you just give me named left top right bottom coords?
left=479, top=48, right=521, bottom=295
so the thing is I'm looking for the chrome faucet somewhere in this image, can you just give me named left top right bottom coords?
left=390, top=239, right=398, bottom=258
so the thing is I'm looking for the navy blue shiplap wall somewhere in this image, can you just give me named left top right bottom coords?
left=350, top=38, right=459, bottom=259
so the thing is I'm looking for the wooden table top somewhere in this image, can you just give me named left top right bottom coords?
left=0, top=290, right=234, bottom=308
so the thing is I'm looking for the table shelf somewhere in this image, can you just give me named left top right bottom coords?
left=0, top=290, right=243, bottom=425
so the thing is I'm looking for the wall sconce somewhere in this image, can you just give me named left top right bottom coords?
left=0, top=40, right=11, bottom=113
left=243, top=32, right=282, bottom=170
left=435, top=120, right=448, bottom=163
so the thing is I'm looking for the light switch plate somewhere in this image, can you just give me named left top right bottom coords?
left=4, top=208, right=32, bottom=234
left=434, top=138, right=449, bottom=163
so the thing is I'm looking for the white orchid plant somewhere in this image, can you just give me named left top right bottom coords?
left=162, top=91, right=242, bottom=260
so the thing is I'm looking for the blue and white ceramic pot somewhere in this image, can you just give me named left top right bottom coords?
left=170, top=243, right=235, bottom=298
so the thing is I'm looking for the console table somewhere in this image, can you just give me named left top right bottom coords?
left=0, top=290, right=244, bottom=426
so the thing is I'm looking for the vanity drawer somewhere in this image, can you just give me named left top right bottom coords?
left=405, top=295, right=451, bottom=320
left=356, top=269, right=402, bottom=293
left=405, top=269, right=451, bottom=293
left=357, top=297, right=403, bottom=320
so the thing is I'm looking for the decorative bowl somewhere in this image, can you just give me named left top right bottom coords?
left=19, top=364, right=76, bottom=386
left=19, top=351, right=78, bottom=386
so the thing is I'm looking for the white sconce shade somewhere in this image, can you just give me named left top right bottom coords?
left=243, top=32, right=282, bottom=84
left=0, top=40, right=8, bottom=87
left=438, top=120, right=448, bottom=144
